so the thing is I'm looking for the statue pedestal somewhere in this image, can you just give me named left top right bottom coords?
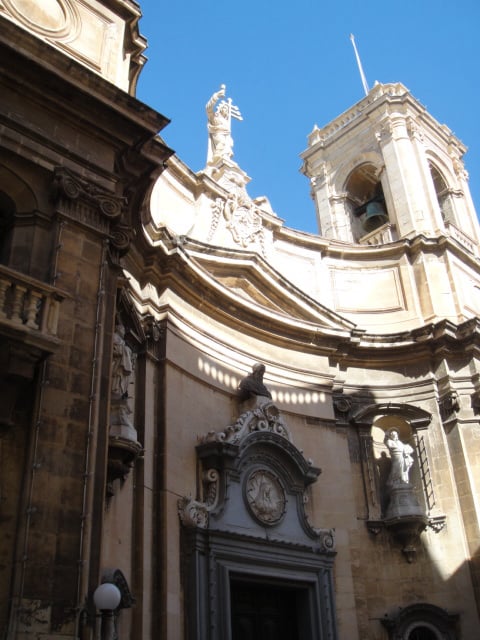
left=384, top=483, right=425, bottom=520
left=384, top=484, right=428, bottom=562
left=107, top=398, right=142, bottom=496
left=110, top=398, right=138, bottom=443
left=204, top=158, right=251, bottom=192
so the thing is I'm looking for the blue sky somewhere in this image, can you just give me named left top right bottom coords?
left=136, top=0, right=480, bottom=235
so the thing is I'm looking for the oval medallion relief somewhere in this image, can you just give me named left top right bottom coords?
left=245, top=469, right=286, bottom=526
left=3, top=0, right=80, bottom=40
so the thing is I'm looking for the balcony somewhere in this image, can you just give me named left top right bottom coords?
left=0, top=264, right=66, bottom=354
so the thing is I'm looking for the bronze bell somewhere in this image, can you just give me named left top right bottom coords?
left=362, top=199, right=388, bottom=232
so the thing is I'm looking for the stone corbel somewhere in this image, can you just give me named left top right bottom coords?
left=109, top=224, right=135, bottom=259
left=142, top=315, right=166, bottom=361
left=425, top=514, right=447, bottom=533
left=106, top=436, right=143, bottom=498
left=333, top=395, right=352, bottom=421
left=439, top=391, right=459, bottom=431
left=366, top=513, right=446, bottom=561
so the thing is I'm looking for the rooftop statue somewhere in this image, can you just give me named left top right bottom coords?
left=206, top=84, right=242, bottom=165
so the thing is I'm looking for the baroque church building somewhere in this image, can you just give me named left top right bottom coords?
left=0, top=1, right=479, bottom=639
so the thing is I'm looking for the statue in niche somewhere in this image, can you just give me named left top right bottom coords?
left=384, top=428, right=414, bottom=488
left=238, top=363, right=272, bottom=402
left=112, top=324, right=134, bottom=399
left=110, top=323, right=137, bottom=437
left=206, top=84, right=242, bottom=164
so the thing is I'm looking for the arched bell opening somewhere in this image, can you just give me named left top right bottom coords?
left=344, top=163, right=389, bottom=240
left=429, top=163, right=455, bottom=225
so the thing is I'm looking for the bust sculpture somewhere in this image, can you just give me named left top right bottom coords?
left=238, top=363, right=272, bottom=402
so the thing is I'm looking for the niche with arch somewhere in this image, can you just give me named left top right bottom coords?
left=370, top=415, right=426, bottom=519
left=352, top=403, right=446, bottom=561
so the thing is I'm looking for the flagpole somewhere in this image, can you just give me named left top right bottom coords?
left=350, top=34, right=369, bottom=96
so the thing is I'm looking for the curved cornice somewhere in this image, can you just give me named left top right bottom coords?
left=126, top=228, right=480, bottom=364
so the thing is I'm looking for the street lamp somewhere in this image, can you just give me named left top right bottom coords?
left=93, top=583, right=121, bottom=640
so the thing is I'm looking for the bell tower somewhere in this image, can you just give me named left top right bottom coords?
left=301, top=83, right=479, bottom=245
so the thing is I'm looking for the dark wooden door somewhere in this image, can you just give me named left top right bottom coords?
left=230, top=581, right=299, bottom=640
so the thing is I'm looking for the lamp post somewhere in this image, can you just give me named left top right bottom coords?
left=93, top=583, right=121, bottom=640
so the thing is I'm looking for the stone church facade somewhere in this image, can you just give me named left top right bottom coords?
left=0, top=1, right=479, bottom=640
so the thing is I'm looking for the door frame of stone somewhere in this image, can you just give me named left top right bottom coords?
left=181, top=527, right=336, bottom=640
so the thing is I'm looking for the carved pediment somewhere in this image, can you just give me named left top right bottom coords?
left=179, top=398, right=334, bottom=555
left=183, top=241, right=355, bottom=332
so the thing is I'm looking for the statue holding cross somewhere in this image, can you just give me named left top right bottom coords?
left=206, top=84, right=243, bottom=165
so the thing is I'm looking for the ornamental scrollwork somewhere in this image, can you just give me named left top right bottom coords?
left=177, top=468, right=220, bottom=529
left=310, top=527, right=336, bottom=553
left=177, top=496, right=209, bottom=529
left=199, top=399, right=292, bottom=446
left=53, top=167, right=125, bottom=220
left=207, top=198, right=224, bottom=242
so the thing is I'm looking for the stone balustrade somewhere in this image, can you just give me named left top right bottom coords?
left=360, top=223, right=395, bottom=246
left=445, top=221, right=478, bottom=256
left=0, top=265, right=65, bottom=339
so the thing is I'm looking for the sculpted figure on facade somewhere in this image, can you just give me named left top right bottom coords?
left=384, top=428, right=414, bottom=487
left=110, top=322, right=138, bottom=438
left=112, top=323, right=134, bottom=399
left=238, top=362, right=272, bottom=401
left=206, top=84, right=242, bottom=165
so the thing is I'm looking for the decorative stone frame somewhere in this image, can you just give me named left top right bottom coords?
left=181, top=528, right=337, bottom=640
left=179, top=398, right=337, bottom=639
